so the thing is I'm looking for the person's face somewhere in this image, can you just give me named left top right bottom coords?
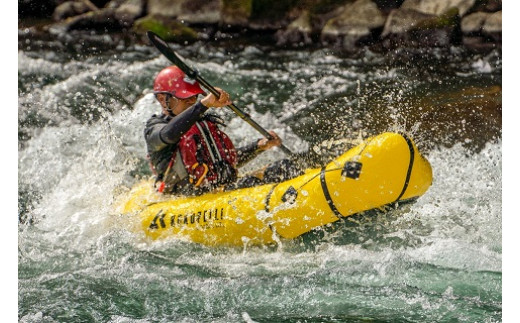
left=174, top=95, right=198, bottom=112
left=160, top=94, right=198, bottom=115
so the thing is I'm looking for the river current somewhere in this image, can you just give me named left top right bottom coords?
left=18, top=38, right=502, bottom=322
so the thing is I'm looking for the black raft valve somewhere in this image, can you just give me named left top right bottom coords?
left=281, top=186, right=298, bottom=204
left=341, top=161, right=362, bottom=179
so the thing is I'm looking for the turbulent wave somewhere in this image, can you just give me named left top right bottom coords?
left=18, top=44, right=501, bottom=322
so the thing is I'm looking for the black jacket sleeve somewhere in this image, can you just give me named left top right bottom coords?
left=144, top=102, right=208, bottom=154
left=160, top=102, right=208, bottom=144
left=236, top=139, right=263, bottom=167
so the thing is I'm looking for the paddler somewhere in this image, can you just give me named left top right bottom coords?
left=144, top=65, right=301, bottom=195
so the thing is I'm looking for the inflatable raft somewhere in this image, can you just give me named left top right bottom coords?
left=118, top=132, right=432, bottom=246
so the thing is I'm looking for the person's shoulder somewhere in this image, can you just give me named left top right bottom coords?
left=145, top=114, right=168, bottom=126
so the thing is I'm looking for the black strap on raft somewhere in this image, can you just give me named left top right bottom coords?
left=320, top=167, right=343, bottom=218
left=264, top=183, right=279, bottom=213
left=395, top=133, right=415, bottom=202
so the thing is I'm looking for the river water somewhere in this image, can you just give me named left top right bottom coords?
left=18, top=36, right=502, bottom=322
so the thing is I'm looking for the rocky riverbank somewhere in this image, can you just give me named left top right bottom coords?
left=19, top=0, right=501, bottom=53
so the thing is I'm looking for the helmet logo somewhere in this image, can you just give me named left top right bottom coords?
left=183, top=76, right=197, bottom=85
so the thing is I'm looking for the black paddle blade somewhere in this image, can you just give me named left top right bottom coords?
left=146, top=31, right=197, bottom=79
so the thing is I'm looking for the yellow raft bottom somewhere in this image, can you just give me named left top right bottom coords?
left=115, top=132, right=433, bottom=247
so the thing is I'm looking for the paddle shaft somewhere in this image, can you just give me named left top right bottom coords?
left=146, top=31, right=293, bottom=156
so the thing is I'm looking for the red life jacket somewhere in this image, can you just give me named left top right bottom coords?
left=157, top=118, right=238, bottom=193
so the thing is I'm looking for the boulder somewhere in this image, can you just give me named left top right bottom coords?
left=105, top=0, right=127, bottom=8
left=321, top=0, right=386, bottom=49
left=381, top=7, right=459, bottom=47
left=114, top=0, right=145, bottom=27
left=177, top=0, right=221, bottom=25
left=147, top=0, right=221, bottom=24
left=247, top=0, right=297, bottom=30
left=401, top=0, right=476, bottom=16
left=382, top=8, right=435, bottom=36
left=56, top=7, right=121, bottom=31
left=461, top=12, right=489, bottom=34
left=483, top=10, right=501, bottom=34
left=461, top=10, right=501, bottom=49
left=132, top=14, right=199, bottom=43
left=220, top=0, right=252, bottom=27
left=471, top=0, right=501, bottom=13
left=147, top=0, right=185, bottom=18
left=372, top=0, right=405, bottom=13
left=275, top=10, right=313, bottom=47
left=21, top=0, right=70, bottom=19
left=52, top=0, right=98, bottom=21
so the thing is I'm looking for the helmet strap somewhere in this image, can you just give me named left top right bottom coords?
left=164, top=94, right=179, bottom=116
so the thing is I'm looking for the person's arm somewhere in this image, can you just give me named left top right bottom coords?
left=144, top=102, right=208, bottom=153
left=236, top=131, right=282, bottom=167
left=160, top=102, right=208, bottom=144
left=236, top=139, right=262, bottom=167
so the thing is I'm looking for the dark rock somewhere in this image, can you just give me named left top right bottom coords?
left=247, top=0, right=297, bottom=30
left=132, top=14, right=199, bottom=43
left=105, top=0, right=128, bottom=9
left=147, top=0, right=221, bottom=24
left=275, top=10, right=313, bottom=47
left=321, top=0, right=386, bottom=50
left=461, top=11, right=488, bottom=34
left=461, top=10, right=501, bottom=50
left=373, top=0, right=405, bottom=13
left=482, top=10, right=501, bottom=42
left=462, top=36, right=497, bottom=51
left=52, top=0, right=97, bottom=21
left=381, top=7, right=459, bottom=48
left=90, top=0, right=110, bottom=8
left=19, top=0, right=66, bottom=18
left=178, top=0, right=221, bottom=25
left=221, top=0, right=252, bottom=27
left=114, top=0, right=145, bottom=27
left=483, top=10, right=501, bottom=33
left=49, top=7, right=123, bottom=32
left=471, top=0, right=501, bottom=13
left=401, top=0, right=476, bottom=16
left=147, top=0, right=181, bottom=18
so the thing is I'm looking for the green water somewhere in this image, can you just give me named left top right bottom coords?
left=18, top=37, right=501, bottom=322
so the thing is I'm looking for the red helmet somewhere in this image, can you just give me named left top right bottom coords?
left=153, top=66, right=205, bottom=99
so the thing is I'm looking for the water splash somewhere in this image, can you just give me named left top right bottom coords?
left=18, top=44, right=501, bottom=322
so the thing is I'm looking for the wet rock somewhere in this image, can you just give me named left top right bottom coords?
left=147, top=0, right=185, bottom=18
left=52, top=7, right=121, bottom=31
left=275, top=10, right=313, bottom=47
left=105, top=0, right=127, bottom=8
left=247, top=0, right=296, bottom=30
left=483, top=10, right=501, bottom=36
left=471, top=0, right=501, bottom=13
left=52, top=0, right=98, bottom=21
left=401, top=0, right=476, bottom=16
left=373, top=0, right=406, bottom=13
left=147, top=0, right=222, bottom=24
left=132, top=14, right=199, bottom=43
left=381, top=7, right=459, bottom=48
left=114, top=0, right=145, bottom=27
left=461, top=11, right=489, bottom=33
left=221, top=0, right=252, bottom=27
left=321, top=0, right=386, bottom=49
left=147, top=0, right=221, bottom=25
left=178, top=0, right=221, bottom=25
left=20, top=0, right=67, bottom=19
left=461, top=10, right=501, bottom=50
